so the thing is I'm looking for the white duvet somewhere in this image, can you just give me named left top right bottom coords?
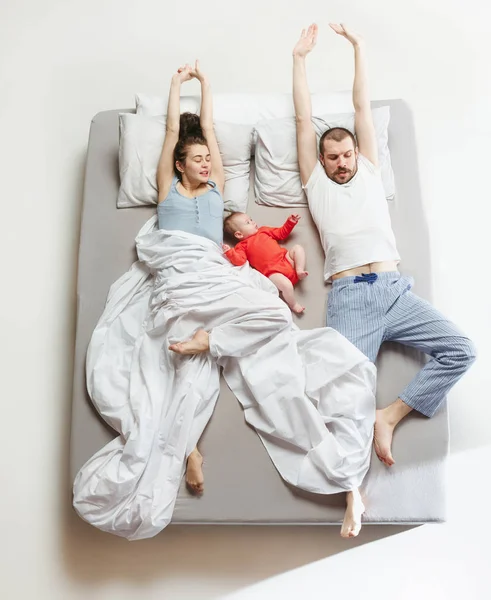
left=73, top=217, right=376, bottom=540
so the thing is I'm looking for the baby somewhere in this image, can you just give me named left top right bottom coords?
left=222, top=212, right=308, bottom=313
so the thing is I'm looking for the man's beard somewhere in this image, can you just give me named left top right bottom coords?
left=329, top=163, right=357, bottom=184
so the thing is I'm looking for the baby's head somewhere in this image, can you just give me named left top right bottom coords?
left=224, top=212, right=259, bottom=240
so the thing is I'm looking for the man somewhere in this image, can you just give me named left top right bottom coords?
left=292, top=23, right=476, bottom=466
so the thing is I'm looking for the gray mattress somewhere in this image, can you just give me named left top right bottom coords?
left=70, top=100, right=449, bottom=525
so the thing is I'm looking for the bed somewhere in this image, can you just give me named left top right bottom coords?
left=70, top=98, right=448, bottom=527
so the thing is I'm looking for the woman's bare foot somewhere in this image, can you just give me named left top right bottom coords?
left=374, top=409, right=396, bottom=466
left=169, top=329, right=210, bottom=355
left=291, top=303, right=305, bottom=314
left=341, top=489, right=365, bottom=538
left=185, top=448, right=204, bottom=495
left=296, top=270, right=309, bottom=280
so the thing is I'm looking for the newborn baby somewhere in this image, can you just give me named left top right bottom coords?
left=223, top=212, right=308, bottom=313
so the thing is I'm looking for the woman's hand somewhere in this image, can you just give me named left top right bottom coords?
left=189, top=59, right=207, bottom=83
left=174, top=60, right=207, bottom=85
left=176, top=63, right=193, bottom=83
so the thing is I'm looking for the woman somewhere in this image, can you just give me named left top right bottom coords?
left=153, top=63, right=291, bottom=498
left=156, top=60, right=225, bottom=496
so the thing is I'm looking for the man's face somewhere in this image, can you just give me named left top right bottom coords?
left=320, top=137, right=358, bottom=184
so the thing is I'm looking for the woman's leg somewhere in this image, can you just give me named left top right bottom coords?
left=185, top=447, right=204, bottom=494
left=169, top=329, right=210, bottom=355
left=170, top=286, right=292, bottom=358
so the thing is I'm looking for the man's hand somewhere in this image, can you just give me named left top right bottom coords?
left=329, top=23, right=364, bottom=47
left=293, top=23, right=318, bottom=58
left=221, top=243, right=231, bottom=253
left=288, top=214, right=301, bottom=224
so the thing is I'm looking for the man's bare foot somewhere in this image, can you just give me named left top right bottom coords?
left=169, top=329, right=210, bottom=355
left=374, top=408, right=396, bottom=466
left=296, top=270, right=309, bottom=281
left=341, top=489, right=365, bottom=538
left=291, top=303, right=305, bottom=314
left=186, top=448, right=204, bottom=495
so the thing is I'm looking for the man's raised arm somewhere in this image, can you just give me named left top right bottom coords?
left=330, top=23, right=378, bottom=166
left=293, top=24, right=319, bottom=186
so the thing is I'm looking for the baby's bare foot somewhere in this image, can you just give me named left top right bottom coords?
left=169, top=329, right=210, bottom=355
left=297, top=270, right=309, bottom=281
left=291, top=303, right=305, bottom=314
left=186, top=449, right=204, bottom=495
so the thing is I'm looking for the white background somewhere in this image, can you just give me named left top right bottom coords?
left=1, top=0, right=490, bottom=598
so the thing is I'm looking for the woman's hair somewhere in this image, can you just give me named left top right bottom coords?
left=174, top=113, right=208, bottom=180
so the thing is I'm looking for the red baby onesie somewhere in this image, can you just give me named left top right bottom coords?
left=225, top=218, right=299, bottom=284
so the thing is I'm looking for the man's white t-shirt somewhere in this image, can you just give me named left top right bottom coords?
left=304, top=154, right=400, bottom=281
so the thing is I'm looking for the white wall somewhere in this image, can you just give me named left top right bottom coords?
left=1, top=0, right=490, bottom=598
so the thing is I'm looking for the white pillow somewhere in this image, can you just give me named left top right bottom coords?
left=118, top=113, right=164, bottom=208
left=117, top=113, right=253, bottom=212
left=254, top=106, right=395, bottom=208
left=253, top=117, right=303, bottom=208
left=213, top=120, right=254, bottom=213
left=136, top=92, right=354, bottom=124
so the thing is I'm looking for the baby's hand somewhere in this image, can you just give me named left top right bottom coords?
left=221, top=243, right=231, bottom=252
left=289, top=214, right=301, bottom=223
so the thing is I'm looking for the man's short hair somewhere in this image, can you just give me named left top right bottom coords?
left=319, top=127, right=357, bottom=154
left=223, top=212, right=245, bottom=237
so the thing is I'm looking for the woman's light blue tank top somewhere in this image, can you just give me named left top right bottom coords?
left=157, top=177, right=224, bottom=246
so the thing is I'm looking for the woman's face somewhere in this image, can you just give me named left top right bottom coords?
left=177, top=144, right=211, bottom=184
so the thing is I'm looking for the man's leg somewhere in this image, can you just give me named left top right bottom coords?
left=327, top=280, right=385, bottom=364
left=375, top=282, right=476, bottom=465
